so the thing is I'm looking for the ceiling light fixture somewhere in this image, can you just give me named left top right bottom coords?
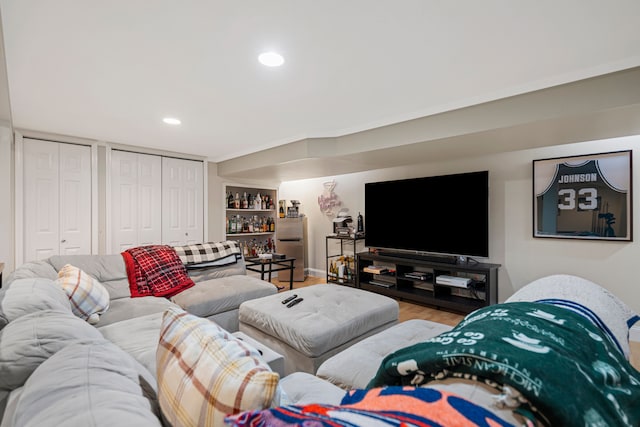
left=258, top=51, right=284, bottom=67
left=163, top=117, right=181, bottom=125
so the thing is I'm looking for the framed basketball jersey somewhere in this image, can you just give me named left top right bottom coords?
left=533, top=150, right=632, bottom=241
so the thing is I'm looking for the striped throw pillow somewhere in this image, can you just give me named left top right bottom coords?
left=157, top=307, right=280, bottom=427
left=55, top=264, right=110, bottom=324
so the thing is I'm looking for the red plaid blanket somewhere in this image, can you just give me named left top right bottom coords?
left=122, top=245, right=195, bottom=298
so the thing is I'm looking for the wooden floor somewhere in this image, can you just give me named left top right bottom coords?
left=276, top=275, right=640, bottom=371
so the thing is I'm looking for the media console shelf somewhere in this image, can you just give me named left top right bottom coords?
left=356, top=251, right=500, bottom=314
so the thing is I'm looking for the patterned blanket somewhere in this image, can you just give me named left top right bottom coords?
left=122, top=245, right=195, bottom=298
left=368, top=302, right=640, bottom=426
left=226, top=386, right=517, bottom=426
left=173, top=241, right=241, bottom=266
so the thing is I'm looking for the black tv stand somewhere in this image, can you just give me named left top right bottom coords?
left=376, top=250, right=457, bottom=265
left=357, top=251, right=500, bottom=314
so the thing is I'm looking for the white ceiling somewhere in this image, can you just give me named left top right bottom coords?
left=2, top=1, right=640, bottom=166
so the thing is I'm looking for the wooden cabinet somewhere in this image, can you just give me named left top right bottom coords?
left=356, top=251, right=500, bottom=314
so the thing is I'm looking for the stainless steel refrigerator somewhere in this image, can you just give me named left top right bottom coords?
left=276, top=216, right=307, bottom=282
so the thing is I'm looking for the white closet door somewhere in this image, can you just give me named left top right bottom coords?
left=110, top=151, right=161, bottom=252
left=137, top=154, right=162, bottom=245
left=162, top=157, right=203, bottom=246
left=23, top=139, right=91, bottom=261
left=59, top=143, right=91, bottom=255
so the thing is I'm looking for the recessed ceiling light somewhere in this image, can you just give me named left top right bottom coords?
left=258, top=51, right=284, bottom=67
left=163, top=117, right=181, bottom=125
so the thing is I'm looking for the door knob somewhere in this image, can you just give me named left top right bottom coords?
left=185, top=232, right=188, bottom=236
left=61, top=239, right=66, bottom=243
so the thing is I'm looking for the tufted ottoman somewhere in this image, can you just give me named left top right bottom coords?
left=238, top=284, right=399, bottom=375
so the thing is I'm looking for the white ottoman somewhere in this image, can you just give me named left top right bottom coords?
left=238, top=284, right=399, bottom=375
left=316, top=319, right=453, bottom=389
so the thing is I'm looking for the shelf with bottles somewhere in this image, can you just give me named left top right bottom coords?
left=327, top=255, right=357, bottom=286
left=325, top=235, right=365, bottom=287
left=224, top=184, right=278, bottom=241
left=225, top=186, right=277, bottom=212
left=233, top=237, right=278, bottom=259
left=226, top=214, right=276, bottom=235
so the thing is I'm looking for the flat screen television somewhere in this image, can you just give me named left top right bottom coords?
left=364, top=171, right=489, bottom=259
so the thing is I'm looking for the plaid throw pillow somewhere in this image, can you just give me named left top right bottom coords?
left=157, top=307, right=280, bottom=427
left=55, top=264, right=110, bottom=324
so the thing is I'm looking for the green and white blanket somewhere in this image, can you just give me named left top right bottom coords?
left=368, top=302, right=640, bottom=426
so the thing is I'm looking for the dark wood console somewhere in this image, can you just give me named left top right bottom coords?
left=356, top=251, right=500, bottom=314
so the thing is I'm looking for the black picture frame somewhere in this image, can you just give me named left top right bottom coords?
left=533, top=150, right=632, bottom=241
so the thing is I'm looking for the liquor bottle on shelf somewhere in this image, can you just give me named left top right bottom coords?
left=234, top=193, right=240, bottom=209
left=242, top=192, right=248, bottom=209
left=255, top=193, right=262, bottom=209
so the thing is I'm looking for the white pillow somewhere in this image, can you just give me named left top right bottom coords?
left=156, top=307, right=280, bottom=427
left=506, top=274, right=639, bottom=359
left=55, top=264, right=110, bottom=324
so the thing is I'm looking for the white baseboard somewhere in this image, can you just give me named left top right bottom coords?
left=307, top=268, right=325, bottom=279
left=631, top=324, right=640, bottom=342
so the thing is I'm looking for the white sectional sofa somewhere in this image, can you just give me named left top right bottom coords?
left=3, top=254, right=638, bottom=426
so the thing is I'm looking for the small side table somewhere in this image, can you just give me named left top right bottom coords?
left=245, top=257, right=296, bottom=290
left=232, top=331, right=285, bottom=377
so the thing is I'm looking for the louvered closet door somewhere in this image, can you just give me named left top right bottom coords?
left=110, top=151, right=161, bottom=253
left=23, top=139, right=91, bottom=262
left=161, top=157, right=203, bottom=246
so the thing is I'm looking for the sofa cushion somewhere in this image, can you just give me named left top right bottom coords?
left=0, top=278, right=71, bottom=330
left=156, top=306, right=280, bottom=427
left=55, top=264, right=110, bottom=324
left=278, top=372, right=345, bottom=406
left=48, top=254, right=128, bottom=283
left=98, top=312, right=164, bottom=376
left=316, top=319, right=453, bottom=389
left=95, top=296, right=176, bottom=327
left=187, top=255, right=247, bottom=282
left=10, top=341, right=163, bottom=427
left=0, top=309, right=104, bottom=391
left=4, top=260, right=58, bottom=283
left=170, top=275, right=277, bottom=318
left=505, top=274, right=640, bottom=359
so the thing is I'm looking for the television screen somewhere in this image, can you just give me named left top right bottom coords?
left=364, top=171, right=489, bottom=258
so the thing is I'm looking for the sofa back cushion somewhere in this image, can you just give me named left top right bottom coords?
left=48, top=254, right=133, bottom=299
left=10, top=341, right=163, bottom=427
left=4, top=260, right=58, bottom=283
left=186, top=256, right=247, bottom=283
left=156, top=306, right=280, bottom=427
left=49, top=254, right=128, bottom=282
left=0, top=309, right=104, bottom=391
left=0, top=278, right=71, bottom=330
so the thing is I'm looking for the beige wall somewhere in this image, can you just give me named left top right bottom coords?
left=278, top=134, right=640, bottom=315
